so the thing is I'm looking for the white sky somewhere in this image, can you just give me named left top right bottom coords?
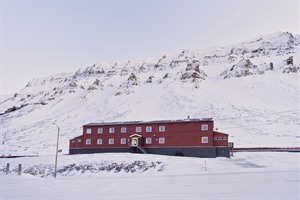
left=1, top=0, right=299, bottom=95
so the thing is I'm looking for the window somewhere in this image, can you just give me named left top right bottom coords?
left=146, top=126, right=152, bottom=132
left=77, top=139, right=82, bottom=142
left=86, top=128, right=92, bottom=134
left=201, top=137, right=208, bottom=143
left=201, top=124, right=208, bottom=131
left=136, top=127, right=142, bottom=132
left=218, top=137, right=222, bottom=140
left=97, top=139, right=102, bottom=145
left=159, top=126, right=165, bottom=132
left=71, top=140, right=75, bottom=143
left=145, top=137, right=152, bottom=144
left=158, top=137, right=165, bottom=144
left=214, top=137, right=218, bottom=141
left=109, top=127, right=115, bottom=133
left=86, top=139, right=91, bottom=145
left=223, top=137, right=227, bottom=140
left=97, top=128, right=103, bottom=134
left=121, top=127, right=127, bottom=133
left=120, top=138, right=126, bottom=144
left=109, top=138, right=114, bottom=144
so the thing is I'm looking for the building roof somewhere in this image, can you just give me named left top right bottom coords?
left=83, top=118, right=213, bottom=127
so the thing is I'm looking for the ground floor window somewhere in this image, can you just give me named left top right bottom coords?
left=86, top=139, right=91, bottom=145
left=120, top=138, right=126, bottom=144
left=145, top=137, right=152, bottom=144
left=109, top=138, right=114, bottom=144
left=201, top=136, right=208, bottom=143
left=97, top=138, right=102, bottom=145
left=158, top=137, right=165, bottom=144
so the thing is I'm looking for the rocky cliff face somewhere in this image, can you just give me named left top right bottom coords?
left=0, top=31, right=299, bottom=154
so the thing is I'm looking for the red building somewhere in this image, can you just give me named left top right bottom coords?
left=69, top=119, right=230, bottom=158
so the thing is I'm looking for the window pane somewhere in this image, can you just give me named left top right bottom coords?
left=146, top=137, right=152, bottom=144
left=120, top=138, right=126, bottom=144
left=159, top=126, right=165, bottom=132
left=97, top=139, right=102, bottom=144
left=136, top=127, right=142, bottom=132
left=98, top=128, right=103, bottom=134
left=146, top=126, right=152, bottom=132
left=109, top=138, right=114, bottom=144
left=159, top=137, right=165, bottom=144
left=121, top=127, right=127, bottom=133
left=201, top=137, right=208, bottom=143
left=109, top=127, right=115, bottom=133
left=86, top=128, right=92, bottom=134
left=201, top=124, right=208, bottom=131
left=86, top=139, right=91, bottom=145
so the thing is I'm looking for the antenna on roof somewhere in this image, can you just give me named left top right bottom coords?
left=187, top=115, right=190, bottom=120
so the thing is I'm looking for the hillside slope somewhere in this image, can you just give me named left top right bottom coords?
left=0, top=31, right=299, bottom=155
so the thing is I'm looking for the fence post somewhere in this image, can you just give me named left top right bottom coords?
left=18, top=164, right=22, bottom=176
left=6, top=163, right=10, bottom=175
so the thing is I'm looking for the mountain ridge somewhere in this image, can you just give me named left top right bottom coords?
left=0, top=31, right=299, bottom=155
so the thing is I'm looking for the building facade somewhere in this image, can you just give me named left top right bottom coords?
left=69, top=119, right=230, bottom=158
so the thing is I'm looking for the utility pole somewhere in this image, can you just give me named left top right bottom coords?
left=53, top=123, right=60, bottom=178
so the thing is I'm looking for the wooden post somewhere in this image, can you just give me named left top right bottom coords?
left=18, top=164, right=22, bottom=176
left=6, top=163, right=10, bottom=175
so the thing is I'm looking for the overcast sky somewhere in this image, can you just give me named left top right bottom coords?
left=1, top=0, right=299, bottom=95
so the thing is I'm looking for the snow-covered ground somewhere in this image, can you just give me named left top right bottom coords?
left=0, top=152, right=299, bottom=199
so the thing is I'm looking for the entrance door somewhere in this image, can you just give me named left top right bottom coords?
left=131, top=137, right=139, bottom=147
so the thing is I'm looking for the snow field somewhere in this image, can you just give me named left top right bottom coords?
left=0, top=152, right=299, bottom=199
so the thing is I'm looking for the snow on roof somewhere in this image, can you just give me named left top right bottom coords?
left=83, top=118, right=213, bottom=127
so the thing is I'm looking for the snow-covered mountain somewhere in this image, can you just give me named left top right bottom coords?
left=0, top=31, right=299, bottom=155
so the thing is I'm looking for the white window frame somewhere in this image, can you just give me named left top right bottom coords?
left=71, top=140, right=75, bottom=143
left=146, top=126, right=152, bottom=132
left=120, top=138, right=126, bottom=144
left=86, top=139, right=91, bottom=145
left=97, top=138, right=102, bottom=145
left=218, top=137, right=222, bottom=140
left=214, top=137, right=218, bottom=141
left=158, top=137, right=165, bottom=144
left=86, top=128, right=92, bottom=134
left=201, top=124, right=209, bottom=131
left=136, top=127, right=142, bottom=132
left=78, top=139, right=82, bottom=142
left=223, top=136, right=227, bottom=140
left=121, top=127, right=127, bottom=133
left=159, top=126, right=165, bottom=132
left=109, top=127, right=115, bottom=133
left=201, top=136, right=208, bottom=143
left=108, top=138, right=114, bottom=144
left=145, top=137, right=152, bottom=144
left=97, top=128, right=103, bottom=134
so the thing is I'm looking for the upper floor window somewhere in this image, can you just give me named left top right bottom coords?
left=121, top=127, right=127, bottom=133
left=145, top=137, right=152, bottom=144
left=71, top=140, right=75, bottom=143
left=201, top=136, right=208, bottom=143
left=97, top=138, right=102, bottom=145
left=77, top=139, right=82, bottom=142
left=109, top=138, right=114, bottom=144
left=136, top=127, right=142, bottom=132
left=146, top=126, right=152, bottom=132
left=109, top=127, right=115, bottom=133
left=86, top=139, right=91, bottom=145
left=223, top=137, right=227, bottom=140
left=201, top=124, right=208, bottom=131
left=158, top=137, right=165, bottom=144
left=120, top=138, right=127, bottom=144
left=86, top=128, right=92, bottom=134
left=159, top=126, right=165, bottom=132
left=97, top=128, right=103, bottom=134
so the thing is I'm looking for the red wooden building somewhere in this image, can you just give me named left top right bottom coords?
left=69, top=118, right=230, bottom=157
